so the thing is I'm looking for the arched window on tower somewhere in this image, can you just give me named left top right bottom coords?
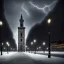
left=21, top=39, right=22, bottom=42
left=21, top=33, right=22, bottom=37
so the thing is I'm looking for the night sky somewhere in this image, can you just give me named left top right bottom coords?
left=0, top=0, right=17, bottom=50
left=26, top=0, right=64, bottom=50
left=4, top=0, right=57, bottom=48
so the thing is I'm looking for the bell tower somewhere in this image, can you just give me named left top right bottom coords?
left=18, top=14, right=25, bottom=52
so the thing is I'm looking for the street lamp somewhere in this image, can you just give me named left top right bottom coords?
left=26, top=45, right=27, bottom=52
left=42, top=42, right=46, bottom=53
left=11, top=48, right=12, bottom=51
left=0, top=21, right=3, bottom=26
left=27, top=47, right=30, bottom=52
left=26, top=45, right=27, bottom=48
left=0, top=21, right=3, bottom=55
left=37, top=47, right=38, bottom=50
left=27, top=47, right=29, bottom=50
left=47, top=19, right=51, bottom=58
left=6, top=42, right=10, bottom=54
left=4, top=47, right=6, bottom=50
left=1, top=43, right=3, bottom=55
left=39, top=46, right=41, bottom=51
left=34, top=39, right=36, bottom=43
left=6, top=42, right=10, bottom=47
left=47, top=47, right=48, bottom=50
left=13, top=49, right=15, bottom=51
left=43, top=42, right=46, bottom=46
left=31, top=42, right=33, bottom=45
left=34, top=39, right=36, bottom=54
left=2, top=43, right=3, bottom=46
left=39, top=46, right=41, bottom=49
left=47, top=19, right=51, bottom=24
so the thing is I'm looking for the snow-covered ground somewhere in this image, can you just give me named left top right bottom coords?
left=27, top=51, right=64, bottom=54
left=25, top=52, right=64, bottom=64
left=0, top=52, right=64, bottom=64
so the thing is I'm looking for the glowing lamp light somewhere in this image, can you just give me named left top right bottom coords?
left=13, top=49, right=15, bottom=51
left=39, top=46, right=41, bottom=49
left=37, top=48, right=38, bottom=50
left=6, top=42, right=10, bottom=47
left=2, top=43, right=4, bottom=45
left=26, top=45, right=27, bottom=48
left=43, top=42, right=46, bottom=46
left=0, top=21, right=3, bottom=26
left=27, top=47, right=29, bottom=50
left=4, top=47, right=6, bottom=49
left=47, top=47, right=48, bottom=50
left=34, top=39, right=36, bottom=43
left=11, top=48, right=12, bottom=50
left=47, top=19, right=51, bottom=24
left=31, top=42, right=33, bottom=45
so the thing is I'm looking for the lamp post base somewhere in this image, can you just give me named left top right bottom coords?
left=1, top=46, right=2, bottom=55
left=48, top=54, right=51, bottom=58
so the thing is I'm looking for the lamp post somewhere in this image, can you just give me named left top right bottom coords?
left=26, top=45, right=27, bottom=52
left=39, top=46, right=41, bottom=52
left=6, top=42, right=10, bottom=54
left=47, top=19, right=51, bottom=58
left=4, top=47, right=6, bottom=50
left=31, top=42, right=33, bottom=45
left=0, top=21, right=3, bottom=55
left=42, top=42, right=46, bottom=53
left=34, top=39, right=36, bottom=54
left=37, top=47, right=38, bottom=52
left=27, top=47, right=30, bottom=52
left=31, top=42, right=33, bottom=53
left=1, top=43, right=3, bottom=55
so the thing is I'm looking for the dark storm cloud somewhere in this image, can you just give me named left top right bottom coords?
left=4, top=0, right=57, bottom=46
left=0, top=0, right=17, bottom=50
left=26, top=0, right=64, bottom=49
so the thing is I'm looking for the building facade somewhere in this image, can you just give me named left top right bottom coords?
left=18, top=14, right=25, bottom=52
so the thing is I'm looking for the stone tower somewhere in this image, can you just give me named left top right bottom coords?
left=18, top=14, right=25, bottom=52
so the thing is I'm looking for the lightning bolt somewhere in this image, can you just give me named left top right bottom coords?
left=22, top=4, right=30, bottom=16
left=29, top=1, right=57, bottom=14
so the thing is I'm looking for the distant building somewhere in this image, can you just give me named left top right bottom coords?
left=18, top=14, right=25, bottom=52
left=51, top=41, right=64, bottom=51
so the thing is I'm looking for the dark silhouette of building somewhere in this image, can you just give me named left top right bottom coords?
left=51, top=40, right=64, bottom=51
left=0, top=0, right=17, bottom=51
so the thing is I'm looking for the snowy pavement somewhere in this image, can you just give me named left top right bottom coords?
left=0, top=52, right=35, bottom=64
left=0, top=52, right=64, bottom=64
left=25, top=52, right=64, bottom=64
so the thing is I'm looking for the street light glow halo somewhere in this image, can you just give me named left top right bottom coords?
left=34, top=39, right=36, bottom=43
left=43, top=42, right=46, bottom=46
left=2, top=43, right=4, bottom=45
left=0, top=21, right=3, bottom=26
left=47, top=19, right=51, bottom=24
left=31, top=42, right=33, bottom=45
left=6, top=42, right=10, bottom=46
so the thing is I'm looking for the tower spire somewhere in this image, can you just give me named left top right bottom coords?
left=20, top=14, right=24, bottom=27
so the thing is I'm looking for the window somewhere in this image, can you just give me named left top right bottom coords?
left=21, top=33, right=22, bottom=37
left=21, top=39, right=22, bottom=41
